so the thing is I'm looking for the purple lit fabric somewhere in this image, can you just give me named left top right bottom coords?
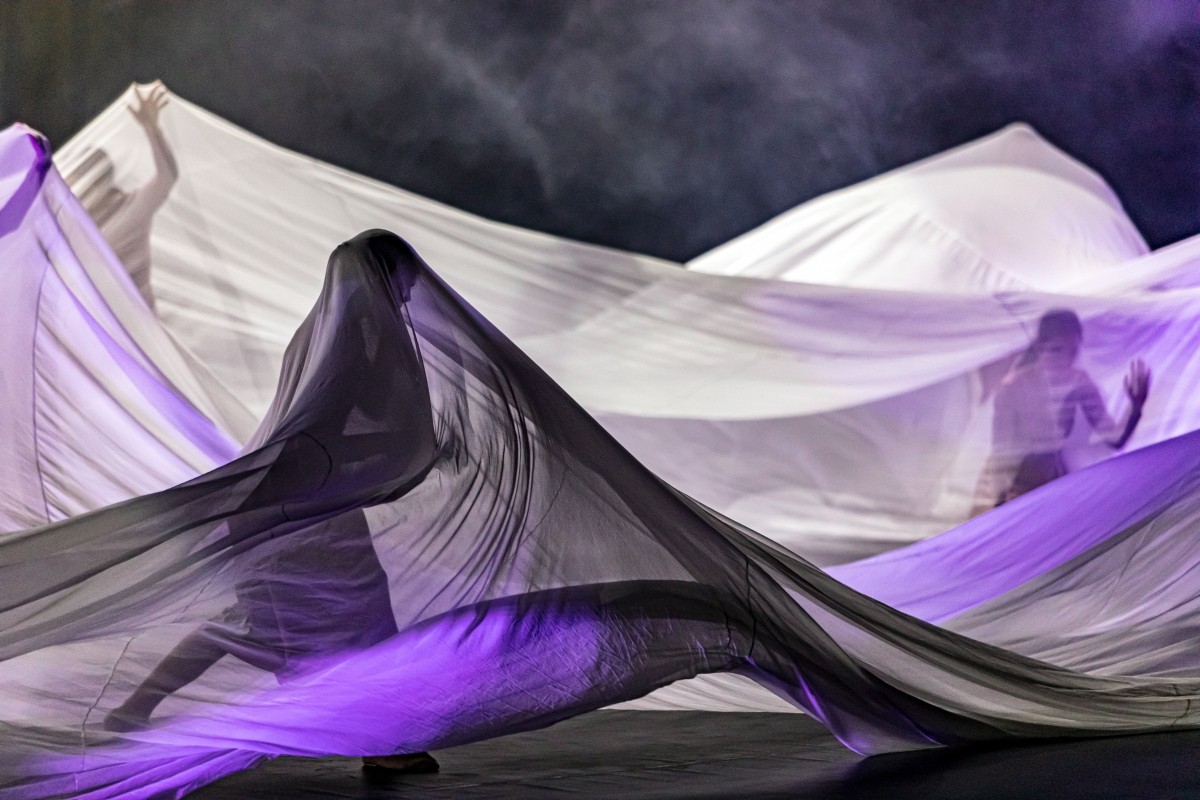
left=4, top=125, right=1200, bottom=800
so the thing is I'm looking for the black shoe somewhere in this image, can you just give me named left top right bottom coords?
left=362, top=752, right=440, bottom=773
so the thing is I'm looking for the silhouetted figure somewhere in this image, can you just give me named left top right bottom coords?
left=67, top=81, right=177, bottom=310
left=977, top=309, right=1150, bottom=508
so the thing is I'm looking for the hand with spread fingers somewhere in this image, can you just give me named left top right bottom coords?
left=129, top=81, right=169, bottom=130
left=1124, top=358, right=1151, bottom=412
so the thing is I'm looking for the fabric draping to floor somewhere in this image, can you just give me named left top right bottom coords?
left=3, top=84, right=1200, bottom=797
left=31, top=88, right=1200, bottom=716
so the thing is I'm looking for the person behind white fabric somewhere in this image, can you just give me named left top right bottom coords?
left=976, top=309, right=1150, bottom=509
left=66, top=81, right=177, bottom=309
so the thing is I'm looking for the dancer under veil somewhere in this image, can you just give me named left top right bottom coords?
left=5, top=230, right=1200, bottom=800
left=103, top=236, right=441, bottom=772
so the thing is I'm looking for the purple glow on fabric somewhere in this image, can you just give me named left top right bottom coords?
left=829, top=429, right=1200, bottom=622
left=0, top=127, right=49, bottom=238
left=9, top=120, right=1200, bottom=800
left=30, top=592, right=679, bottom=796
left=59, top=270, right=238, bottom=466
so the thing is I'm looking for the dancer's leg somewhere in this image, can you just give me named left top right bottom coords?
left=104, top=629, right=231, bottom=731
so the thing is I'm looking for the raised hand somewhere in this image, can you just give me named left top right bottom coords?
left=128, top=81, right=169, bottom=130
left=1124, top=358, right=1151, bottom=411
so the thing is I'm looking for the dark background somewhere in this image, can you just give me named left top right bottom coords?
left=3, top=0, right=1199, bottom=260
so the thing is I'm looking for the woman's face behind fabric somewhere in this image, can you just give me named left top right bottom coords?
left=1036, top=334, right=1081, bottom=373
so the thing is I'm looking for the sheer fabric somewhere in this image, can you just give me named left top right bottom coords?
left=31, top=86, right=1200, bottom=720
left=0, top=127, right=245, bottom=532
left=6, top=124, right=1200, bottom=797
left=52, top=87, right=1200, bottom=571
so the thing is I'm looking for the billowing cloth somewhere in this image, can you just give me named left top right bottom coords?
left=7, top=121, right=1200, bottom=798
left=30, top=88, right=1200, bottom=716
left=51, top=88, right=1200, bottom=571
left=5, top=214, right=1200, bottom=799
left=0, top=127, right=245, bottom=532
left=688, top=123, right=1148, bottom=292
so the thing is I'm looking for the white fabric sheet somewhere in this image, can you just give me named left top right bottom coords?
left=35, top=87, right=1200, bottom=716
left=687, top=123, right=1148, bottom=292
left=52, top=88, right=1200, bottom=566
left=10, top=123, right=1200, bottom=799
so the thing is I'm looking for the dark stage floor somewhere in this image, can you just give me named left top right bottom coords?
left=190, top=711, right=1200, bottom=799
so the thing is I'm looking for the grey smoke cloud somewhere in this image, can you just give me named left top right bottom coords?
left=2, top=0, right=1199, bottom=259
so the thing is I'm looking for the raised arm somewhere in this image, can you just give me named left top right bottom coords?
left=127, top=81, right=178, bottom=209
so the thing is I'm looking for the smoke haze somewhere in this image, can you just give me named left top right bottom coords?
left=3, top=0, right=1199, bottom=258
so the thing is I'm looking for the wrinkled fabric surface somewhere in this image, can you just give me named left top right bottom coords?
left=51, top=88, right=1200, bottom=573
left=22, top=85, right=1200, bottom=725
left=687, top=122, right=1148, bottom=291
left=6, top=122, right=1200, bottom=798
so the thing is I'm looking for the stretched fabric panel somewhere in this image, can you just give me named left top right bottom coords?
left=687, top=123, right=1148, bottom=291
left=56, top=89, right=1149, bottom=420
left=0, top=127, right=246, bottom=531
left=4, top=190, right=1200, bottom=797
left=51, top=88, right=1200, bottom=570
left=29, top=85, right=1200, bottom=723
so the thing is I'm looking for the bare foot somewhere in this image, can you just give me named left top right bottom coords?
left=362, top=752, right=440, bottom=773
